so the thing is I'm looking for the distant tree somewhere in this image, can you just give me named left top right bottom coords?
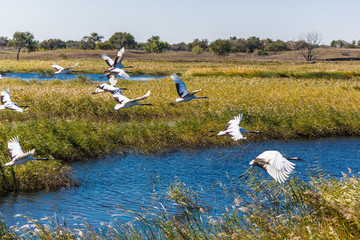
left=330, top=40, right=347, bottom=48
left=186, top=39, right=209, bottom=52
left=345, top=40, right=357, bottom=49
left=286, top=41, right=296, bottom=50
left=39, top=38, right=66, bottom=50
left=261, top=38, right=274, bottom=47
left=65, top=40, right=79, bottom=49
left=96, top=41, right=114, bottom=50
left=109, top=32, right=137, bottom=49
left=230, top=38, right=247, bottom=52
left=136, top=42, right=146, bottom=50
left=296, top=32, right=322, bottom=61
left=7, top=31, right=38, bottom=60
left=192, top=45, right=204, bottom=54
left=79, top=33, right=104, bottom=50
left=143, top=36, right=169, bottom=53
left=264, top=40, right=288, bottom=54
left=0, top=36, right=9, bottom=49
left=245, top=36, right=263, bottom=53
left=209, top=39, right=232, bottom=55
left=254, top=49, right=268, bottom=56
left=170, top=42, right=186, bottom=51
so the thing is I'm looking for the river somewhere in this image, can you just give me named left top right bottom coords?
left=0, top=137, right=358, bottom=228
left=0, top=72, right=165, bottom=81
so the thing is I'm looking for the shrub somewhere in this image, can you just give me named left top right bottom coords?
left=209, top=39, right=232, bottom=55
left=192, top=45, right=204, bottom=54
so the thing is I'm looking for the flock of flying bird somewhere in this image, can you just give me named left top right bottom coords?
left=0, top=47, right=303, bottom=184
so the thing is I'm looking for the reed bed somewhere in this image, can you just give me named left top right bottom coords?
left=1, top=171, right=359, bottom=239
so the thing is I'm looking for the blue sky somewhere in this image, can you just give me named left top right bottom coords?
left=1, top=0, right=360, bottom=44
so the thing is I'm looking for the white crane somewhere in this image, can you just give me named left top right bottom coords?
left=112, top=90, right=152, bottom=110
left=102, top=47, right=132, bottom=80
left=92, top=83, right=127, bottom=95
left=107, top=74, right=118, bottom=87
left=239, top=150, right=302, bottom=183
left=218, top=113, right=261, bottom=140
left=104, top=68, right=130, bottom=80
left=92, top=75, right=127, bottom=94
left=102, top=47, right=133, bottom=70
left=52, top=63, right=78, bottom=74
left=0, top=89, right=28, bottom=112
left=170, top=73, right=207, bottom=104
left=4, top=136, right=48, bottom=166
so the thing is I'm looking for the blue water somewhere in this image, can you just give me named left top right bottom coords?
left=0, top=73, right=166, bottom=81
left=0, top=137, right=359, bottom=228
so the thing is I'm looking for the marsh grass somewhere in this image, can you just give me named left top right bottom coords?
left=0, top=75, right=359, bottom=160
left=186, top=66, right=360, bottom=79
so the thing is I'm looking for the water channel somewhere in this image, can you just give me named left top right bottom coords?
left=0, top=72, right=165, bottom=81
left=0, top=137, right=358, bottom=228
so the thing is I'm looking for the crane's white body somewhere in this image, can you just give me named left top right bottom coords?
left=52, top=63, right=78, bottom=74
left=4, top=136, right=46, bottom=166
left=0, top=89, right=27, bottom=112
left=107, top=74, right=118, bottom=86
left=170, top=73, right=207, bottom=103
left=93, top=73, right=127, bottom=94
left=93, top=83, right=124, bottom=94
left=218, top=113, right=250, bottom=140
left=250, top=150, right=296, bottom=183
left=102, top=47, right=132, bottom=80
left=102, top=47, right=133, bottom=70
left=112, top=90, right=151, bottom=110
left=107, top=68, right=129, bottom=79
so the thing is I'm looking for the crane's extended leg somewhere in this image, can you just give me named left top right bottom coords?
left=238, top=165, right=255, bottom=181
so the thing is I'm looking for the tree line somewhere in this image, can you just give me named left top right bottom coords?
left=0, top=31, right=351, bottom=61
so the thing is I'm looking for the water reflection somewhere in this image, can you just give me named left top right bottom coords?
left=0, top=137, right=359, bottom=227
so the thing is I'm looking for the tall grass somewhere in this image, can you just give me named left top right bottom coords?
left=186, top=66, right=360, bottom=79
left=0, top=76, right=359, bottom=159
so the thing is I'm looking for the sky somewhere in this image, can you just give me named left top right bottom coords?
left=1, top=0, right=360, bottom=45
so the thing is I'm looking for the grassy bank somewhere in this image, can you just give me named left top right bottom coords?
left=0, top=172, right=359, bottom=239
left=0, top=75, right=359, bottom=159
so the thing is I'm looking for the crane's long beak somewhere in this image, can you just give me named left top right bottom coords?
left=250, top=131, right=261, bottom=134
left=286, top=157, right=304, bottom=161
